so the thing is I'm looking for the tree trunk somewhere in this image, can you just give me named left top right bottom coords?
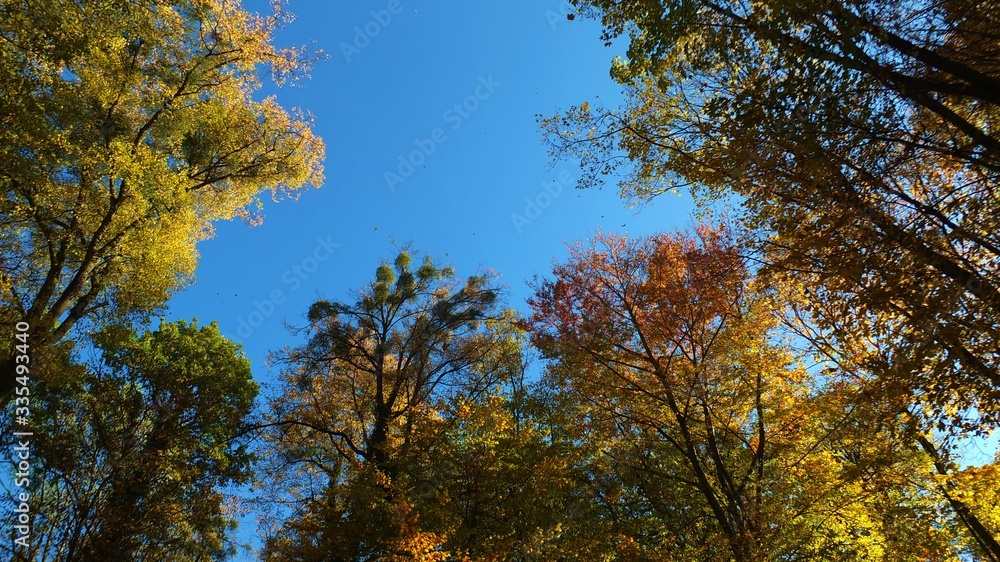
left=916, top=434, right=1000, bottom=562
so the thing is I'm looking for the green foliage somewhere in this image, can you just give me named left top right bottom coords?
left=260, top=251, right=512, bottom=561
left=0, top=320, right=258, bottom=561
left=2, top=0, right=998, bottom=559
left=0, top=0, right=324, bottom=400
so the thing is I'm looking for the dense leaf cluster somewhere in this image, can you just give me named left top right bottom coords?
left=2, top=0, right=999, bottom=560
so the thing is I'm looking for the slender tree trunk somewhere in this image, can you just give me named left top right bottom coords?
left=916, top=434, right=1000, bottom=562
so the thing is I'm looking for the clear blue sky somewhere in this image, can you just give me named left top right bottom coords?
left=158, top=2, right=998, bottom=556
left=161, top=3, right=694, bottom=554
left=165, top=0, right=695, bottom=388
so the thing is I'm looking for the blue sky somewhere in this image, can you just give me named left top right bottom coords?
left=156, top=1, right=999, bottom=556
left=165, top=0, right=695, bottom=391
left=162, top=4, right=695, bottom=553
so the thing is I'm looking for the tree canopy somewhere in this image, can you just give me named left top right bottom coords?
left=0, top=0, right=325, bottom=401
left=541, top=0, right=1000, bottom=432
left=1, top=320, right=258, bottom=561
left=2, top=0, right=999, bottom=560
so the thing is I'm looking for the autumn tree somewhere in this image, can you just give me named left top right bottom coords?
left=525, top=229, right=993, bottom=560
left=542, top=0, right=1000, bottom=425
left=0, top=0, right=325, bottom=401
left=782, top=291, right=1000, bottom=561
left=0, top=320, right=258, bottom=561
left=260, top=251, right=520, bottom=561
left=410, top=333, right=613, bottom=561
left=527, top=229, right=794, bottom=559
